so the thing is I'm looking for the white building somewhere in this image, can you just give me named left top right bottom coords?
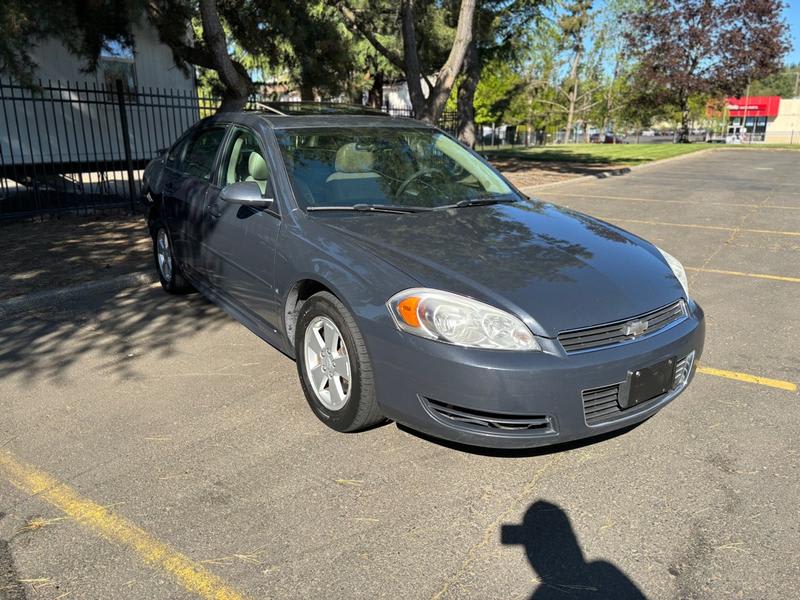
left=1, top=17, right=197, bottom=169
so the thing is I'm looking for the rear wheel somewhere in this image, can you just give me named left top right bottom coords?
left=153, top=224, right=192, bottom=294
left=295, top=292, right=384, bottom=432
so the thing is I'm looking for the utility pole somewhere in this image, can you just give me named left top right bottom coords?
left=794, top=71, right=799, bottom=98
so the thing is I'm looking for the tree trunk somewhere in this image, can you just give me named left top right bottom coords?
left=299, top=78, right=315, bottom=101
left=401, top=0, right=476, bottom=123
left=456, top=40, right=479, bottom=147
left=199, top=0, right=252, bottom=113
left=678, top=97, right=690, bottom=143
left=563, top=49, right=581, bottom=144
left=368, top=71, right=384, bottom=108
left=603, top=59, right=620, bottom=132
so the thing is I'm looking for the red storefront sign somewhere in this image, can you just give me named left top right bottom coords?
left=726, top=96, right=780, bottom=117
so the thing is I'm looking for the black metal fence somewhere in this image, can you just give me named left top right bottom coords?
left=0, top=78, right=461, bottom=221
left=0, top=78, right=224, bottom=220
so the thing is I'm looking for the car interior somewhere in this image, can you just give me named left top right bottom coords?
left=224, top=131, right=270, bottom=195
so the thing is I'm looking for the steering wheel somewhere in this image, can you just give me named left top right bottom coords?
left=396, top=167, right=444, bottom=198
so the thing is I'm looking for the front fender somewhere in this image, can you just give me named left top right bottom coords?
left=275, top=219, right=420, bottom=355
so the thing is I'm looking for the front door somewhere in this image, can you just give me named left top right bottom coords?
left=203, top=126, right=282, bottom=328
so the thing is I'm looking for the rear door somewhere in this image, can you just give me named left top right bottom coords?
left=166, top=125, right=228, bottom=278
left=202, top=125, right=282, bottom=328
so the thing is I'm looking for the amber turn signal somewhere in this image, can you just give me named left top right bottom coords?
left=395, top=296, right=421, bottom=328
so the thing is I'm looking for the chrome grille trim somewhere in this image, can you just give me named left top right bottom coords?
left=558, top=300, right=688, bottom=354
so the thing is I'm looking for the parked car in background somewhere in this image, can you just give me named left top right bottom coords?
left=591, top=132, right=626, bottom=144
left=142, top=107, right=705, bottom=449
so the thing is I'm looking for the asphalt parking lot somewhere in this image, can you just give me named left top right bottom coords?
left=1, top=148, right=798, bottom=599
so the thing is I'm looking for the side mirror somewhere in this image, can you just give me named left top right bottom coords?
left=219, top=181, right=274, bottom=209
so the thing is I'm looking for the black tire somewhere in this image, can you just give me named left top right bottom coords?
left=152, top=222, right=193, bottom=294
left=295, top=291, right=384, bottom=432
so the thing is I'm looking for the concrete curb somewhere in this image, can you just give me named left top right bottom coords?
left=518, top=147, right=717, bottom=195
left=0, top=271, right=157, bottom=320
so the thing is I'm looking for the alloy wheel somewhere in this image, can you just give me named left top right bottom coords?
left=303, top=316, right=352, bottom=411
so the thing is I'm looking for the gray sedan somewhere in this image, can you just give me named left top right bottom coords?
left=142, top=109, right=705, bottom=449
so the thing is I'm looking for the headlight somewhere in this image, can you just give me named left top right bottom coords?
left=387, top=288, right=540, bottom=351
left=656, top=246, right=689, bottom=298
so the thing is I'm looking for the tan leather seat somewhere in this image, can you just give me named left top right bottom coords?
left=245, top=152, right=269, bottom=194
left=326, top=144, right=381, bottom=182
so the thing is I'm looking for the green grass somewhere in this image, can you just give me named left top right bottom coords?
left=483, top=143, right=711, bottom=166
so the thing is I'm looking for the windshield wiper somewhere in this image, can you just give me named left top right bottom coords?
left=434, top=197, right=519, bottom=211
left=307, top=203, right=432, bottom=214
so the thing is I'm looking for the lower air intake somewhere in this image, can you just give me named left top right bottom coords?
left=422, top=397, right=555, bottom=435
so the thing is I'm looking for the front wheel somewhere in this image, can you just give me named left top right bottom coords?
left=295, top=292, right=384, bottom=432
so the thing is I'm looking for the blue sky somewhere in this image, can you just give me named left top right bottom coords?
left=786, top=0, right=800, bottom=64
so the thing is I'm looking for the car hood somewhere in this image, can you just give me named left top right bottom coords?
left=317, top=201, right=684, bottom=337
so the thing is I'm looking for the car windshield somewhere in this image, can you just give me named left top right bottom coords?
left=275, top=127, right=517, bottom=210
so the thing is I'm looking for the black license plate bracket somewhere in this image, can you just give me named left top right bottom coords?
left=620, top=357, right=676, bottom=410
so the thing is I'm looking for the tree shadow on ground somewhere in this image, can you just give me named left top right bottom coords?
left=0, top=214, right=151, bottom=301
left=502, top=500, right=648, bottom=599
left=0, top=284, right=229, bottom=384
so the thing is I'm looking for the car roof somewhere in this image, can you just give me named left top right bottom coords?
left=254, top=113, right=431, bottom=130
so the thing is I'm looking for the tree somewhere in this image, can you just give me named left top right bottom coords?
left=625, top=0, right=790, bottom=142
left=453, top=0, right=548, bottom=147
left=336, top=0, right=477, bottom=123
left=750, top=64, right=800, bottom=97
left=514, top=6, right=603, bottom=144
left=557, top=0, right=593, bottom=142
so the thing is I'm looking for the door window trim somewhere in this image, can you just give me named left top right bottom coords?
left=215, top=124, right=280, bottom=219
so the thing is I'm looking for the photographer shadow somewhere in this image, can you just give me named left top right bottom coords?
left=502, top=501, right=647, bottom=599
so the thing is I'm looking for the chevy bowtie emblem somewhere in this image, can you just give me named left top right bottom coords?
left=622, top=319, right=649, bottom=337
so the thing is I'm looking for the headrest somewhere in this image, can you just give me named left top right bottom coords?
left=248, top=152, right=268, bottom=180
left=335, top=143, right=375, bottom=173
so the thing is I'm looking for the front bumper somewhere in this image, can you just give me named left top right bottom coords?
left=366, top=301, right=705, bottom=449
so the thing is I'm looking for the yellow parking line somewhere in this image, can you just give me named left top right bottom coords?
left=697, top=366, right=797, bottom=392
left=596, top=216, right=800, bottom=237
left=685, top=267, right=800, bottom=283
left=535, top=191, right=800, bottom=211
left=0, top=452, right=249, bottom=600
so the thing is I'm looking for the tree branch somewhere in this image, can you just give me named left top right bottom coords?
left=335, top=0, right=405, bottom=71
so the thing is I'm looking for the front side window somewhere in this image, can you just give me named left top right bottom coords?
left=275, top=127, right=515, bottom=209
left=220, top=128, right=271, bottom=195
left=181, top=127, right=227, bottom=180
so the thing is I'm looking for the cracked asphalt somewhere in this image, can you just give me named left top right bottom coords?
left=1, top=148, right=798, bottom=599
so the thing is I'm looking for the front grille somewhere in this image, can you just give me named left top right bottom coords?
left=558, top=300, right=687, bottom=354
left=422, top=397, right=555, bottom=435
left=582, top=384, right=623, bottom=425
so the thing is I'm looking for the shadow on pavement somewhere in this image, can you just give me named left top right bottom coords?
left=502, top=500, right=647, bottom=599
left=0, top=513, right=27, bottom=600
left=0, top=215, right=151, bottom=302
left=0, top=284, right=229, bottom=382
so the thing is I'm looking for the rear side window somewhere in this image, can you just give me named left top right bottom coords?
left=179, top=127, right=227, bottom=180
